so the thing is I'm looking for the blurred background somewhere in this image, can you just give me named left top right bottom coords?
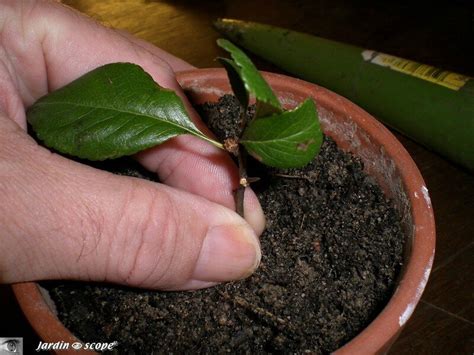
left=1, top=1, right=473, bottom=353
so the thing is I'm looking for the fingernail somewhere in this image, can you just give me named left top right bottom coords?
left=192, top=224, right=261, bottom=283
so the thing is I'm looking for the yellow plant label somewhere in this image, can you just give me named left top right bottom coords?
left=362, top=50, right=471, bottom=91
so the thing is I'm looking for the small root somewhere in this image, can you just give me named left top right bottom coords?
left=298, top=214, right=306, bottom=232
left=219, top=291, right=292, bottom=332
left=272, top=173, right=313, bottom=182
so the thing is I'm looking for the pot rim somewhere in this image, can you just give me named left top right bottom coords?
left=13, top=68, right=436, bottom=354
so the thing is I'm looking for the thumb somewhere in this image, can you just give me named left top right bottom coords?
left=0, top=117, right=260, bottom=290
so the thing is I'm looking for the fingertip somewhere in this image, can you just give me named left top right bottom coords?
left=244, top=188, right=266, bottom=236
left=191, top=223, right=261, bottom=285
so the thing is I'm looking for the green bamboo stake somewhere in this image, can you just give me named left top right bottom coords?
left=214, top=18, right=474, bottom=172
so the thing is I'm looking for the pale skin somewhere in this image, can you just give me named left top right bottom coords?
left=0, top=0, right=265, bottom=290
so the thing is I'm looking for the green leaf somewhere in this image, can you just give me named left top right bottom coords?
left=241, top=98, right=322, bottom=168
left=27, top=62, right=221, bottom=160
left=217, top=38, right=282, bottom=117
left=217, top=57, right=249, bottom=109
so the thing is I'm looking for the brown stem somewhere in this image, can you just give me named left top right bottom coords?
left=235, top=187, right=245, bottom=218
left=228, top=104, right=252, bottom=218
left=235, top=145, right=248, bottom=218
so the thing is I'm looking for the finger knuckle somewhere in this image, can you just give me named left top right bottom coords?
left=115, top=181, right=180, bottom=287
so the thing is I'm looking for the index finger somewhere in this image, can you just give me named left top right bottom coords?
left=1, top=1, right=265, bottom=234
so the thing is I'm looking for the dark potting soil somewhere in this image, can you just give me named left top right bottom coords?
left=44, top=95, right=405, bottom=354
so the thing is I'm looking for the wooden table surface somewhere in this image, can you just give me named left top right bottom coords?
left=1, top=1, right=473, bottom=353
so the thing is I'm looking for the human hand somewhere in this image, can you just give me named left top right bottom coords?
left=0, top=0, right=264, bottom=290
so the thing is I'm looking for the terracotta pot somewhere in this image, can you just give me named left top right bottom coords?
left=13, top=68, right=435, bottom=354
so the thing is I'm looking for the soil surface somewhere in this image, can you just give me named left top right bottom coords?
left=44, top=95, right=405, bottom=354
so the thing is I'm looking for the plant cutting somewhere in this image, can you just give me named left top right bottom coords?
left=16, top=39, right=435, bottom=354
left=27, top=38, right=322, bottom=217
left=214, top=18, right=474, bottom=172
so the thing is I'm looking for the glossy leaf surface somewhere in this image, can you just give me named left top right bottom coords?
left=27, top=63, right=220, bottom=160
left=217, top=38, right=282, bottom=117
left=241, top=99, right=322, bottom=168
left=217, top=57, right=249, bottom=109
